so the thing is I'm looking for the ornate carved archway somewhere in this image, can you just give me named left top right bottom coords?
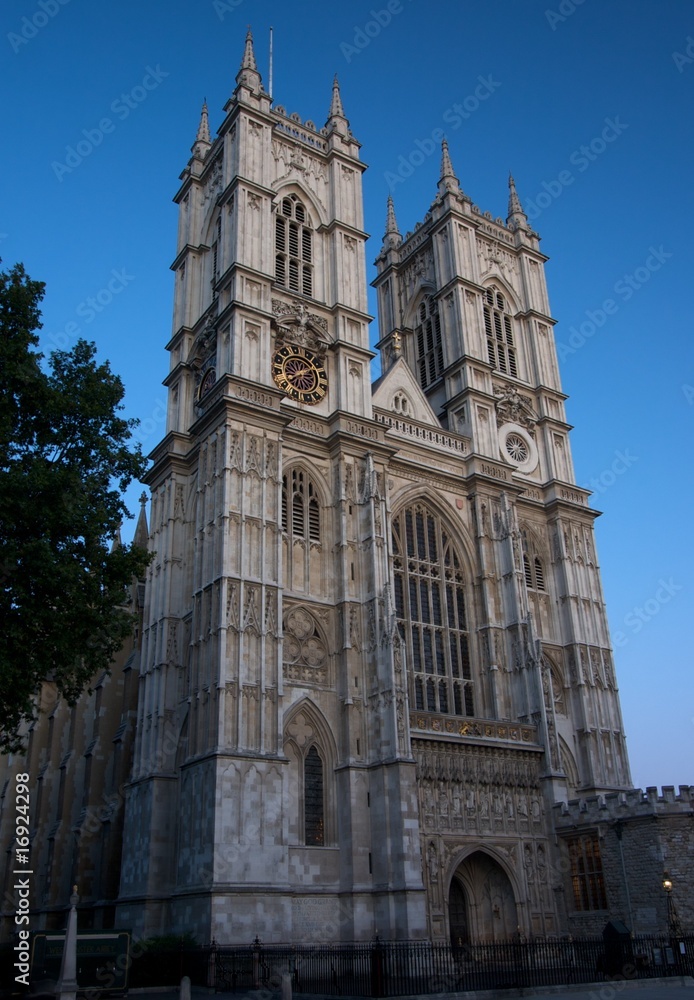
left=449, top=850, right=518, bottom=943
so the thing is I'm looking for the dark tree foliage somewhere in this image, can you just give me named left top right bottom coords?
left=0, top=262, right=151, bottom=753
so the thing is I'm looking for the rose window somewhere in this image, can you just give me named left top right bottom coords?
left=505, top=434, right=529, bottom=462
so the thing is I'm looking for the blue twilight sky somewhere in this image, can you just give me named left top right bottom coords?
left=1, top=0, right=692, bottom=790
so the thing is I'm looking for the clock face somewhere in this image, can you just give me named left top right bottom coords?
left=272, top=344, right=328, bottom=405
left=198, top=367, right=216, bottom=400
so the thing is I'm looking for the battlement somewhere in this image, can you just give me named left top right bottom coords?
left=554, top=785, right=694, bottom=827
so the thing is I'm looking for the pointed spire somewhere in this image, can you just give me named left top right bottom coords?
left=440, top=138, right=455, bottom=180
left=507, top=173, right=528, bottom=229
left=325, top=74, right=351, bottom=137
left=196, top=100, right=210, bottom=144
left=235, top=25, right=262, bottom=92
left=385, top=195, right=399, bottom=235
left=241, top=26, right=257, bottom=71
left=329, top=75, right=345, bottom=118
left=192, top=100, right=211, bottom=159
left=383, top=195, right=402, bottom=250
left=110, top=523, right=122, bottom=553
left=134, top=492, right=149, bottom=550
left=438, top=138, right=461, bottom=196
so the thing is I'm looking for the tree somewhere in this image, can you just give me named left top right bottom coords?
left=0, top=262, right=151, bottom=753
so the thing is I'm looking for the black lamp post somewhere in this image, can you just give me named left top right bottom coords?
left=662, top=872, right=681, bottom=939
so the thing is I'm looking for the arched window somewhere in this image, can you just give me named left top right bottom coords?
left=484, top=287, right=517, bottom=377
left=304, top=745, right=324, bottom=845
left=275, top=195, right=313, bottom=297
left=393, top=392, right=411, bottom=416
left=415, top=297, right=443, bottom=388
left=392, top=503, right=474, bottom=717
left=284, top=707, right=333, bottom=846
left=282, top=469, right=320, bottom=542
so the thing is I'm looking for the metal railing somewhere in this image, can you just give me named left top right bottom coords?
left=212, top=934, right=694, bottom=996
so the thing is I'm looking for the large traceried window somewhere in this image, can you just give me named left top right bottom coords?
left=392, top=503, right=475, bottom=717
left=484, top=286, right=517, bottom=377
left=275, top=195, right=313, bottom=297
left=567, top=835, right=608, bottom=911
left=415, top=297, right=444, bottom=388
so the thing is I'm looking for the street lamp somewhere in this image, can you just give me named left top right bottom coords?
left=662, top=872, right=681, bottom=939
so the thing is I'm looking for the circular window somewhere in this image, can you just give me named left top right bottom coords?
left=498, top=422, right=539, bottom=473
left=505, top=434, right=529, bottom=463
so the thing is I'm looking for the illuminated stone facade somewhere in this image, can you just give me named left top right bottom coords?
left=1, top=31, right=690, bottom=947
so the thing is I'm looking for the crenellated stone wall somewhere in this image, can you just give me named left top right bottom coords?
left=554, top=786, right=694, bottom=935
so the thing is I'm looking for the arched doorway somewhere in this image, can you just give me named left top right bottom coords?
left=449, top=851, right=518, bottom=943
left=448, top=877, right=469, bottom=947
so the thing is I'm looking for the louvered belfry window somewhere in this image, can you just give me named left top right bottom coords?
left=392, top=503, right=474, bottom=717
left=282, top=469, right=320, bottom=542
left=275, top=195, right=313, bottom=296
left=415, top=297, right=444, bottom=388
left=484, top=287, right=518, bottom=377
left=523, top=552, right=546, bottom=592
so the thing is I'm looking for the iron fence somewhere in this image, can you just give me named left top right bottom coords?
left=3, top=934, right=689, bottom=997
left=213, top=934, right=694, bottom=996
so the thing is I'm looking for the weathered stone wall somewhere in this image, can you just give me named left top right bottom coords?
left=0, top=604, right=143, bottom=938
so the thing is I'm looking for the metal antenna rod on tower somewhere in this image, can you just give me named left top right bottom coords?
left=268, top=26, right=273, bottom=100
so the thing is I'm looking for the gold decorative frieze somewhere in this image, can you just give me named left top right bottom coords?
left=410, top=712, right=538, bottom=745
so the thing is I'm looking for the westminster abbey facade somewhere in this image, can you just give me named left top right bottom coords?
left=2, top=31, right=692, bottom=947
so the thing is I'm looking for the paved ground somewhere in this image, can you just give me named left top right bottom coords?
left=128, top=976, right=694, bottom=1000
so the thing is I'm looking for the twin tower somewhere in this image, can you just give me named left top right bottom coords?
left=117, top=31, right=630, bottom=944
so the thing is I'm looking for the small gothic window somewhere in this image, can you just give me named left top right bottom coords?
left=550, top=663, right=566, bottom=715
left=523, top=554, right=533, bottom=588
left=415, top=297, right=444, bottom=389
left=393, top=392, right=410, bottom=416
left=534, top=557, right=545, bottom=591
left=275, top=195, right=313, bottom=297
left=304, top=745, right=324, bottom=845
left=282, top=469, right=321, bottom=542
left=484, top=286, right=518, bottom=377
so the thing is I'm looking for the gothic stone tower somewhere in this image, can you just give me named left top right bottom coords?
left=118, top=32, right=631, bottom=944
left=117, top=33, right=426, bottom=943
left=372, top=145, right=631, bottom=939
